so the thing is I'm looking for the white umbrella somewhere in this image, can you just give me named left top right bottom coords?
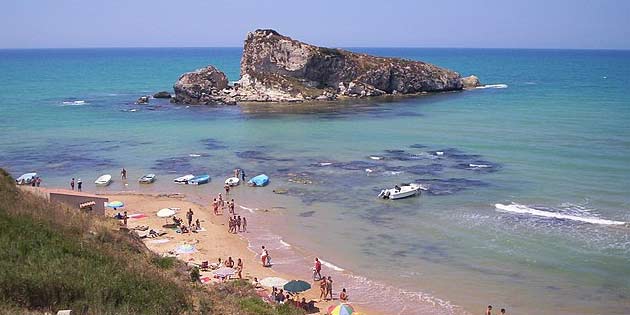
left=213, top=267, right=236, bottom=278
left=157, top=208, right=176, bottom=218
left=260, top=276, right=289, bottom=288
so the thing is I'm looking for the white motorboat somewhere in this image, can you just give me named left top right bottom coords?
left=378, top=183, right=423, bottom=200
left=225, top=177, right=240, bottom=186
left=16, top=172, right=37, bottom=185
left=139, top=173, right=156, bottom=184
left=173, top=174, right=194, bottom=184
left=95, top=174, right=112, bottom=186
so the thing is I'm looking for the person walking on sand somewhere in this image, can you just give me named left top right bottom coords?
left=486, top=305, right=493, bottom=315
left=186, top=208, right=194, bottom=226
left=313, top=257, right=322, bottom=280
left=77, top=178, right=82, bottom=191
left=121, top=168, right=127, bottom=180
left=236, top=258, right=243, bottom=279
left=237, top=215, right=242, bottom=232
left=70, top=178, right=75, bottom=190
left=326, top=276, right=333, bottom=300
left=242, top=217, right=247, bottom=232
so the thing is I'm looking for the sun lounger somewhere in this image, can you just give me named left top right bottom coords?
left=134, top=230, right=149, bottom=238
left=57, top=311, right=72, bottom=315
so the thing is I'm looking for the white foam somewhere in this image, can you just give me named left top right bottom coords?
left=369, top=156, right=384, bottom=160
left=319, top=258, right=345, bottom=271
left=61, top=100, right=87, bottom=105
left=279, top=239, right=291, bottom=247
left=495, top=203, right=626, bottom=226
left=435, top=151, right=444, bottom=156
left=239, top=205, right=255, bottom=213
left=318, top=162, right=332, bottom=166
left=469, top=163, right=491, bottom=168
left=189, top=154, right=201, bottom=157
left=476, top=83, right=508, bottom=89
left=365, top=168, right=374, bottom=173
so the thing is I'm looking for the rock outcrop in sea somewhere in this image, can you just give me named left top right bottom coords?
left=172, top=29, right=480, bottom=104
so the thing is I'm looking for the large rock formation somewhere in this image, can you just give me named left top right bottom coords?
left=172, top=29, right=480, bottom=104
left=171, top=65, right=236, bottom=105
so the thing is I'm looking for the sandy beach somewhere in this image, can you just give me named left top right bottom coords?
left=98, top=191, right=380, bottom=315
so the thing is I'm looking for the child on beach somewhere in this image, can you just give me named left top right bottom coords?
left=339, top=288, right=349, bottom=302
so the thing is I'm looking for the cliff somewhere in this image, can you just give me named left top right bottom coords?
left=172, top=29, right=480, bottom=104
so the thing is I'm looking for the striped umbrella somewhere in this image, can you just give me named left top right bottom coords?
left=328, top=303, right=354, bottom=315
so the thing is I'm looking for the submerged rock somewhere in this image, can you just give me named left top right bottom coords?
left=172, top=29, right=481, bottom=105
left=461, top=75, right=481, bottom=89
left=153, top=91, right=172, bottom=98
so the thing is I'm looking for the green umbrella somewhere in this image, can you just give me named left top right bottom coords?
left=283, top=280, right=311, bottom=293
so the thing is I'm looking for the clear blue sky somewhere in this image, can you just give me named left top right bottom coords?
left=1, top=0, right=628, bottom=49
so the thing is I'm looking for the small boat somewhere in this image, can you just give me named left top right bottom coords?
left=95, top=174, right=112, bottom=186
left=378, top=183, right=423, bottom=200
left=173, top=174, right=194, bottom=184
left=225, top=177, right=240, bottom=186
left=188, top=174, right=210, bottom=185
left=16, top=172, right=37, bottom=185
left=248, top=174, right=269, bottom=187
left=139, top=174, right=156, bottom=184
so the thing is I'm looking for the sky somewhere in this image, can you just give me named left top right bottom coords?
left=1, top=0, right=629, bottom=49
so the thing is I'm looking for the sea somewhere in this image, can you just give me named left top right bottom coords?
left=1, top=47, right=629, bottom=315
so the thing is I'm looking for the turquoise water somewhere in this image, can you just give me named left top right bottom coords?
left=1, top=48, right=629, bottom=314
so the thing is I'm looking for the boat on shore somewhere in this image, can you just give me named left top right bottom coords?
left=378, top=183, right=423, bottom=200
left=15, top=172, right=37, bottom=185
left=139, top=174, right=156, bottom=184
left=95, top=174, right=112, bottom=186
left=248, top=174, right=269, bottom=187
left=225, top=177, right=240, bottom=186
left=173, top=174, right=194, bottom=184
left=188, top=174, right=210, bottom=185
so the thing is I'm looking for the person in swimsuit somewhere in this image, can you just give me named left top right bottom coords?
left=339, top=288, right=349, bottom=302
left=500, top=308, right=506, bottom=315
left=236, top=258, right=243, bottom=278
left=261, top=246, right=269, bottom=266
left=242, top=217, right=247, bottom=232
left=212, top=198, right=218, bottom=215
left=77, top=179, right=82, bottom=191
left=121, top=168, right=127, bottom=180
left=486, top=305, right=493, bottom=315
left=186, top=208, right=194, bottom=226
left=326, top=276, right=333, bottom=300
left=237, top=216, right=242, bottom=232
left=313, top=257, right=322, bottom=280
left=319, top=278, right=327, bottom=300
left=70, top=178, right=75, bottom=190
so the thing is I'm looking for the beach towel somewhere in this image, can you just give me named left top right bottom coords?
left=147, top=239, right=170, bottom=244
left=200, top=276, right=212, bottom=284
left=175, top=244, right=196, bottom=254
left=128, top=213, right=147, bottom=219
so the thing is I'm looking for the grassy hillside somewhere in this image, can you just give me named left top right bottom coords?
left=0, top=169, right=303, bottom=315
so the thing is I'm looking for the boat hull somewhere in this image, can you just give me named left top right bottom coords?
left=188, top=175, right=210, bottom=185
left=95, top=174, right=112, bottom=186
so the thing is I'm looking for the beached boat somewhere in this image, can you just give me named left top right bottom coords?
left=188, top=174, right=210, bottom=185
left=15, top=172, right=37, bottom=185
left=95, top=174, right=112, bottom=186
left=139, top=173, right=156, bottom=184
left=248, top=174, right=269, bottom=187
left=378, top=183, right=422, bottom=200
left=173, top=174, right=194, bottom=184
left=225, top=177, right=240, bottom=186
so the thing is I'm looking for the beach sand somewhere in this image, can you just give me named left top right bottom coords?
left=101, top=192, right=380, bottom=315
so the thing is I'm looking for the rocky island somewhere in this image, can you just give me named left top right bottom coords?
left=171, top=29, right=480, bottom=105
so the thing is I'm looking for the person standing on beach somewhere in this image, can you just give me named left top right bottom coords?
left=186, top=208, right=194, bottom=226
left=234, top=168, right=239, bottom=178
left=500, top=308, right=506, bottom=315
left=70, top=178, right=75, bottom=190
left=313, top=257, right=322, bottom=280
left=123, top=211, right=128, bottom=226
left=486, top=305, right=493, bottom=315
left=121, top=168, right=127, bottom=180
left=236, top=258, right=243, bottom=278
left=319, top=278, right=327, bottom=300
left=77, top=179, right=82, bottom=192
left=196, top=218, right=201, bottom=229
left=212, top=198, right=219, bottom=215
left=242, top=217, right=247, bottom=232
left=326, top=276, right=333, bottom=300
left=237, top=215, right=242, bottom=232
left=240, top=169, right=246, bottom=181
left=224, top=183, right=230, bottom=195
left=36, top=177, right=41, bottom=187
left=261, top=246, right=269, bottom=266
left=218, top=193, right=224, bottom=209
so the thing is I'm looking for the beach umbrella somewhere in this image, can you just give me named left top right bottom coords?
left=328, top=304, right=354, bottom=315
left=174, top=244, right=196, bottom=254
left=157, top=208, right=176, bottom=218
left=283, top=280, right=311, bottom=293
left=213, top=267, right=236, bottom=278
left=260, top=277, right=289, bottom=288
left=107, top=201, right=124, bottom=208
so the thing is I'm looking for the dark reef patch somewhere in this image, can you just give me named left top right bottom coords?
left=200, top=138, right=228, bottom=150
left=416, top=178, right=489, bottom=195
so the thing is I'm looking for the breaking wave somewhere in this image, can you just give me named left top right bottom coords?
left=476, top=84, right=508, bottom=89
left=495, top=203, right=626, bottom=226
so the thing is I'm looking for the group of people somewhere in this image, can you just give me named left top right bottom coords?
left=212, top=193, right=235, bottom=215
left=171, top=208, right=201, bottom=233
left=228, top=215, right=247, bottom=233
left=314, top=257, right=348, bottom=302
left=269, top=287, right=312, bottom=310
left=486, top=305, right=507, bottom=315
left=69, top=178, right=83, bottom=191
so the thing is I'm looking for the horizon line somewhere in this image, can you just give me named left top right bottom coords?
left=0, top=45, right=629, bottom=52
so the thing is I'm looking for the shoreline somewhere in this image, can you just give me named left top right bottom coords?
left=92, top=188, right=385, bottom=315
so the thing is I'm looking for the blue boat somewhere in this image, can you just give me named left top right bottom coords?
left=188, top=174, right=210, bottom=185
left=248, top=174, right=269, bottom=187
